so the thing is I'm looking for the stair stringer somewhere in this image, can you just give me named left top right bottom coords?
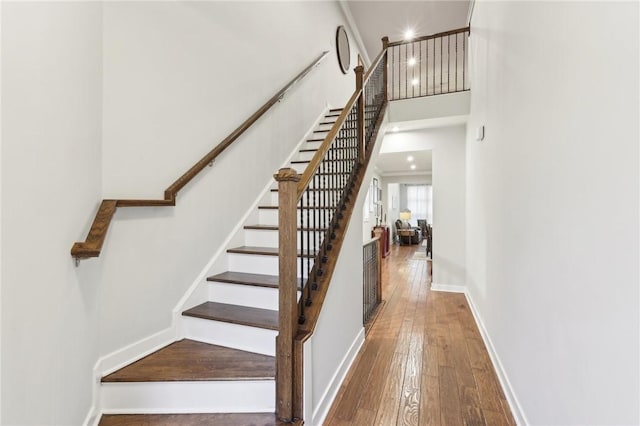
left=86, top=106, right=331, bottom=425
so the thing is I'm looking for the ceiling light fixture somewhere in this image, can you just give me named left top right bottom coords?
left=404, top=29, right=415, bottom=40
left=411, top=164, right=417, bottom=170
left=408, top=57, right=416, bottom=66
left=411, top=78, right=419, bottom=86
left=407, top=156, right=414, bottom=162
left=391, top=126, right=399, bottom=132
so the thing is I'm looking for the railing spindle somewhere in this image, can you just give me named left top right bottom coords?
left=275, top=35, right=391, bottom=421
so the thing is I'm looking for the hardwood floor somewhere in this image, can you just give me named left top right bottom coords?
left=323, top=244, right=515, bottom=426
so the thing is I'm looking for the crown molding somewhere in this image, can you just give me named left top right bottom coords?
left=337, top=0, right=372, bottom=67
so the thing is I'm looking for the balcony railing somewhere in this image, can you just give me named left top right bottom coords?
left=388, top=27, right=470, bottom=100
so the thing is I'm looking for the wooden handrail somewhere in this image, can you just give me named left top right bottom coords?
left=71, top=51, right=329, bottom=260
left=387, top=26, right=470, bottom=47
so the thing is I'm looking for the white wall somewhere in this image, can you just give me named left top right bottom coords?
left=466, top=2, right=639, bottom=424
left=1, top=3, right=103, bottom=424
left=98, top=1, right=361, bottom=364
left=382, top=126, right=466, bottom=286
left=362, top=170, right=382, bottom=242
left=0, top=2, right=362, bottom=424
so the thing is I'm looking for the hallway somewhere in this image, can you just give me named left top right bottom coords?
left=324, top=244, right=515, bottom=425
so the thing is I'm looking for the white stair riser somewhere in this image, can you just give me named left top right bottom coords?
left=289, top=162, right=307, bottom=173
left=297, top=151, right=316, bottom=162
left=303, top=141, right=322, bottom=150
left=101, top=381, right=274, bottom=414
left=182, top=316, right=276, bottom=356
left=245, top=229, right=327, bottom=250
left=259, top=208, right=338, bottom=227
left=228, top=252, right=314, bottom=277
left=206, top=281, right=302, bottom=310
left=207, top=281, right=279, bottom=311
left=269, top=192, right=279, bottom=205
left=269, top=191, right=344, bottom=207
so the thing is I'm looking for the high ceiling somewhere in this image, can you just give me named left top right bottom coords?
left=344, top=1, right=471, bottom=178
left=343, top=0, right=471, bottom=62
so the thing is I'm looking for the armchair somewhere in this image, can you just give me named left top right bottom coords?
left=395, top=219, right=422, bottom=245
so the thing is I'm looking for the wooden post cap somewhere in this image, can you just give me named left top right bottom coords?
left=274, top=168, right=301, bottom=182
left=382, top=36, right=389, bottom=49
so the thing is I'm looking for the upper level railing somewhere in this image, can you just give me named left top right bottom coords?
left=274, top=38, right=389, bottom=423
left=70, top=51, right=329, bottom=262
left=388, top=27, right=470, bottom=100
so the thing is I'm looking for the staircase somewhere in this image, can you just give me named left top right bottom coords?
left=98, top=109, right=342, bottom=426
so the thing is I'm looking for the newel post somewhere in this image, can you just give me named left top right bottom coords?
left=382, top=36, right=389, bottom=102
left=274, top=167, right=300, bottom=422
left=355, top=65, right=365, bottom=164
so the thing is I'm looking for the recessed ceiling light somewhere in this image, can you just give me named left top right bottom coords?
left=411, top=78, right=419, bottom=86
left=408, top=57, right=416, bottom=66
left=391, top=126, right=399, bottom=132
left=407, top=156, right=414, bottom=162
left=404, top=29, right=415, bottom=40
left=410, top=164, right=417, bottom=170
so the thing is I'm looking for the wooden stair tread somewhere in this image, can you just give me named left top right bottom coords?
left=207, top=271, right=303, bottom=289
left=101, top=339, right=274, bottom=383
left=290, top=158, right=355, bottom=164
left=258, top=205, right=336, bottom=211
left=99, top=413, right=301, bottom=426
left=208, top=271, right=280, bottom=287
left=299, top=146, right=353, bottom=153
left=244, top=224, right=328, bottom=231
left=183, top=302, right=278, bottom=330
left=227, top=245, right=317, bottom=258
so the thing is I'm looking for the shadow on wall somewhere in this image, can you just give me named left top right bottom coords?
left=432, top=255, right=466, bottom=286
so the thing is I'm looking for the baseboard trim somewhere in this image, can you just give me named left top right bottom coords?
left=85, top=326, right=177, bottom=426
left=464, top=290, right=528, bottom=425
left=311, top=327, right=365, bottom=426
left=431, top=282, right=466, bottom=293
left=82, top=405, right=100, bottom=426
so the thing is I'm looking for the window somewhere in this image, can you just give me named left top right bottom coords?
left=406, top=184, right=432, bottom=225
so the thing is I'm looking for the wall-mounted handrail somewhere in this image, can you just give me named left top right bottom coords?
left=71, top=51, right=330, bottom=260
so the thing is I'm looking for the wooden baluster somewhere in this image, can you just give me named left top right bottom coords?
left=355, top=65, right=365, bottom=165
left=274, top=168, right=301, bottom=422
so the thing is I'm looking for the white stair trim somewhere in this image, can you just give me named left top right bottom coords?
left=100, top=380, right=275, bottom=414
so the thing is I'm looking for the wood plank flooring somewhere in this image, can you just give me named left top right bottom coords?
left=323, top=244, right=515, bottom=426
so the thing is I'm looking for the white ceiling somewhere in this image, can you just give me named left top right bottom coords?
left=343, top=0, right=471, bottom=61
left=375, top=148, right=432, bottom=177
left=343, top=0, right=470, bottom=177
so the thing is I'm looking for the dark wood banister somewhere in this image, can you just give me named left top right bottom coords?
left=274, top=36, right=391, bottom=422
left=295, top=40, right=389, bottom=199
left=387, top=26, right=470, bottom=47
left=71, top=51, right=330, bottom=260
